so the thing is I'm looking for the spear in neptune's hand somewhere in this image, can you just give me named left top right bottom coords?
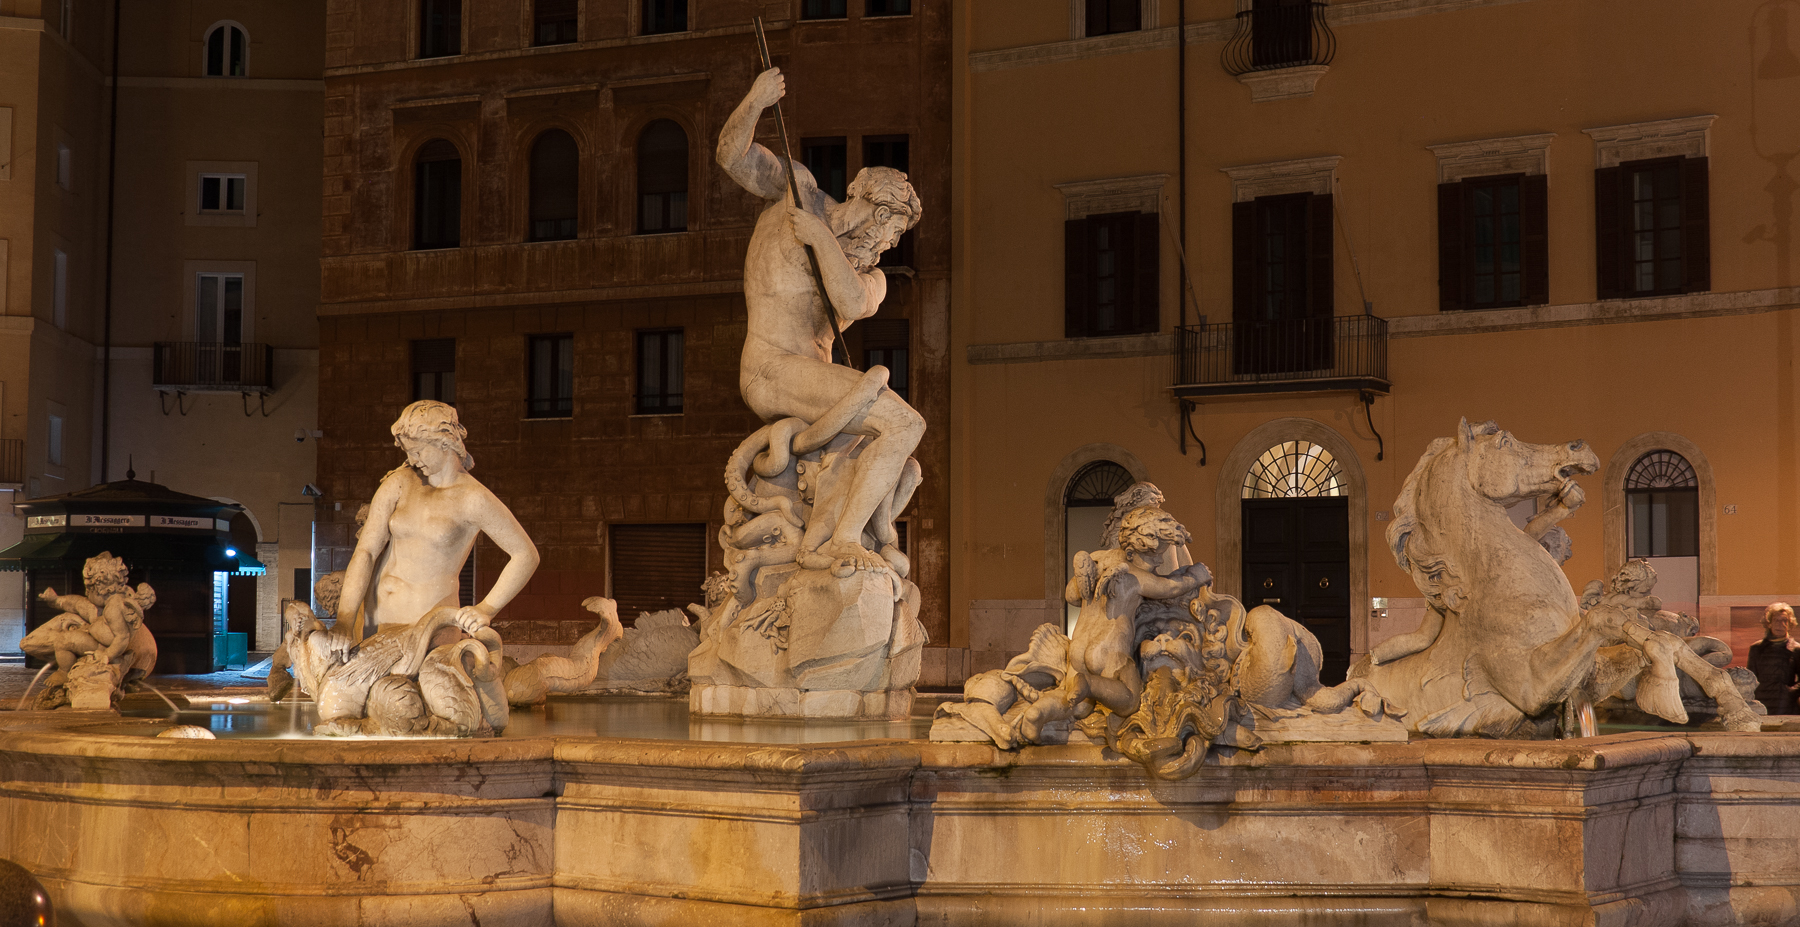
left=752, top=16, right=858, bottom=371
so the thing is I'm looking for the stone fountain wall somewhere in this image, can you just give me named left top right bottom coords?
left=3, top=713, right=1800, bottom=926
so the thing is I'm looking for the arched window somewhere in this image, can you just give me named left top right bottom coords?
left=1626, top=450, right=1699, bottom=558
left=528, top=130, right=579, bottom=242
left=637, top=120, right=689, bottom=233
left=1063, top=460, right=1133, bottom=632
left=413, top=139, right=462, bottom=250
left=1242, top=440, right=1344, bottom=498
left=203, top=23, right=247, bottom=77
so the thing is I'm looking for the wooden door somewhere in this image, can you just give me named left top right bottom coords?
left=1241, top=496, right=1351, bottom=683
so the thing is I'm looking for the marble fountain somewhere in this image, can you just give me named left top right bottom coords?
left=9, top=71, right=1800, bottom=927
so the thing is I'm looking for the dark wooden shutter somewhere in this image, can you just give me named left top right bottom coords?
left=1681, top=156, right=1710, bottom=293
left=1307, top=193, right=1334, bottom=319
left=1132, top=211, right=1160, bottom=334
left=609, top=523, right=708, bottom=626
left=1064, top=218, right=1090, bottom=338
left=1594, top=166, right=1625, bottom=300
left=1232, top=201, right=1254, bottom=323
left=1437, top=181, right=1465, bottom=312
left=1520, top=173, right=1549, bottom=306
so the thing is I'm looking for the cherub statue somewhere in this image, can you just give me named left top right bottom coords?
left=19, top=552, right=157, bottom=710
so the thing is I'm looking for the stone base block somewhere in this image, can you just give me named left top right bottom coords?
left=691, top=684, right=914, bottom=720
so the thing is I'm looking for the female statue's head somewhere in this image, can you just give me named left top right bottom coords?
left=390, top=400, right=474, bottom=473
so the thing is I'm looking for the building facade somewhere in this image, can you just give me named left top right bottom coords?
left=316, top=0, right=953, bottom=658
left=950, top=0, right=1800, bottom=681
left=0, top=0, right=323, bottom=655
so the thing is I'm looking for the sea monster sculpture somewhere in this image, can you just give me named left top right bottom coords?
left=19, top=552, right=158, bottom=710
left=268, top=401, right=623, bottom=735
left=933, top=483, right=1401, bottom=779
left=1359, top=419, right=1760, bottom=736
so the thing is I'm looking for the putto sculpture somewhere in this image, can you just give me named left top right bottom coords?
left=932, top=483, right=1402, bottom=778
left=686, top=67, right=927, bottom=720
left=20, top=552, right=158, bottom=710
left=1361, top=419, right=1759, bottom=735
left=270, top=401, right=623, bottom=735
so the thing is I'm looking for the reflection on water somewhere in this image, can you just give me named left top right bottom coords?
left=119, top=694, right=932, bottom=743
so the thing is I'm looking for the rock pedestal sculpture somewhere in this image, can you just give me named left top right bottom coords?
left=931, top=483, right=1404, bottom=778
left=269, top=401, right=623, bottom=736
left=19, top=552, right=157, bottom=710
left=688, top=67, right=927, bottom=720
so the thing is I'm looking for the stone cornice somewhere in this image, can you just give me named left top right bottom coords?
left=1054, top=174, right=1169, bottom=219
left=1388, top=286, right=1799, bottom=337
left=1427, top=132, right=1556, bottom=183
left=966, top=332, right=1172, bottom=365
left=1221, top=156, right=1340, bottom=202
left=1582, top=115, right=1716, bottom=168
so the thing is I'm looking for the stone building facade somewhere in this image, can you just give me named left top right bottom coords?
left=317, top=0, right=953, bottom=667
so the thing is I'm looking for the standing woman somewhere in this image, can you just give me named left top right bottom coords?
left=1748, top=602, right=1800, bottom=715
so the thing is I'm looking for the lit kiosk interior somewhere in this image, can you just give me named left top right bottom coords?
left=0, top=477, right=265, bottom=673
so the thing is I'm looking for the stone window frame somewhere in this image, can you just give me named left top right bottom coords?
left=1056, top=173, right=1167, bottom=340
left=1581, top=115, right=1715, bottom=169
left=186, top=160, right=259, bottom=229
left=1601, top=432, right=1717, bottom=599
left=1220, top=155, right=1339, bottom=203
left=1426, top=133, right=1555, bottom=184
left=1068, top=0, right=1160, bottom=39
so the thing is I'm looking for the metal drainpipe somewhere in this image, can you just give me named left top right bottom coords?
left=99, top=0, right=122, bottom=482
left=1177, top=0, right=1188, bottom=330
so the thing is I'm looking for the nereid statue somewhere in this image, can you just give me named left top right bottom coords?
left=686, top=68, right=927, bottom=720
left=932, top=483, right=1403, bottom=779
left=270, top=401, right=623, bottom=735
left=20, top=552, right=157, bottom=710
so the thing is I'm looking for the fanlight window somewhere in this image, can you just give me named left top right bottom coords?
left=1066, top=460, right=1134, bottom=507
left=1243, top=441, right=1344, bottom=498
left=1625, top=450, right=1697, bottom=490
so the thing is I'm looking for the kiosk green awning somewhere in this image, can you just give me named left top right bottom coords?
left=0, top=532, right=263, bottom=574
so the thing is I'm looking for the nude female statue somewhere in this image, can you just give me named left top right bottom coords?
left=334, top=401, right=540, bottom=642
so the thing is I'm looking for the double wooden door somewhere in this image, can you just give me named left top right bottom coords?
left=1241, top=496, right=1351, bottom=684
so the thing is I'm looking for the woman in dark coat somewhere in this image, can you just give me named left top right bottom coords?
left=1748, top=602, right=1800, bottom=715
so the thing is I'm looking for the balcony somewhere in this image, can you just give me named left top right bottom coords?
left=1221, top=1, right=1336, bottom=101
left=153, top=342, right=276, bottom=394
left=1173, top=316, right=1388, bottom=399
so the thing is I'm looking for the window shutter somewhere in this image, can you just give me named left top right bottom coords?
left=1520, top=173, right=1549, bottom=306
left=1307, top=193, right=1334, bottom=319
left=1594, top=166, right=1624, bottom=300
left=609, top=523, right=708, bottom=626
left=1231, top=201, right=1254, bottom=322
left=1436, top=182, right=1465, bottom=312
left=1064, top=218, right=1090, bottom=338
left=1133, top=211, right=1160, bottom=334
left=1681, top=156, right=1710, bottom=293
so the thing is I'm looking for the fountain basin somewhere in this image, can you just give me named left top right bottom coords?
left=3, top=707, right=1800, bottom=926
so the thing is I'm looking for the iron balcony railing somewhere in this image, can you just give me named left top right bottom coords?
left=153, top=342, right=275, bottom=393
left=1222, top=1, right=1337, bottom=75
left=0, top=439, right=23, bottom=484
left=1174, top=316, right=1388, bottom=397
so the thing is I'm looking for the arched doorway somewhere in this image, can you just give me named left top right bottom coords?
left=1062, top=460, right=1134, bottom=632
left=1624, top=449, right=1700, bottom=615
left=1238, top=436, right=1353, bottom=683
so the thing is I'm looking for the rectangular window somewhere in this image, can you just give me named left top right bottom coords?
left=861, top=318, right=910, bottom=405
left=534, top=0, right=579, bottom=45
left=1437, top=173, right=1547, bottom=311
left=1065, top=210, right=1158, bottom=338
left=411, top=338, right=456, bottom=405
left=1230, top=191, right=1332, bottom=373
left=293, top=567, right=312, bottom=604
left=55, top=143, right=71, bottom=190
left=866, top=0, right=911, bottom=14
left=52, top=249, right=67, bottom=328
left=199, top=174, right=247, bottom=213
left=635, top=329, right=684, bottom=415
left=1595, top=155, right=1709, bottom=299
left=418, top=0, right=462, bottom=57
left=803, top=0, right=848, bottom=18
left=802, top=137, right=847, bottom=203
left=608, top=523, right=707, bottom=623
left=864, top=135, right=914, bottom=267
left=413, top=157, right=462, bottom=249
left=1250, top=0, right=1316, bottom=68
left=526, top=333, right=574, bottom=418
left=642, top=0, right=686, bottom=34
left=1085, top=0, right=1139, bottom=36
left=46, top=414, right=63, bottom=467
